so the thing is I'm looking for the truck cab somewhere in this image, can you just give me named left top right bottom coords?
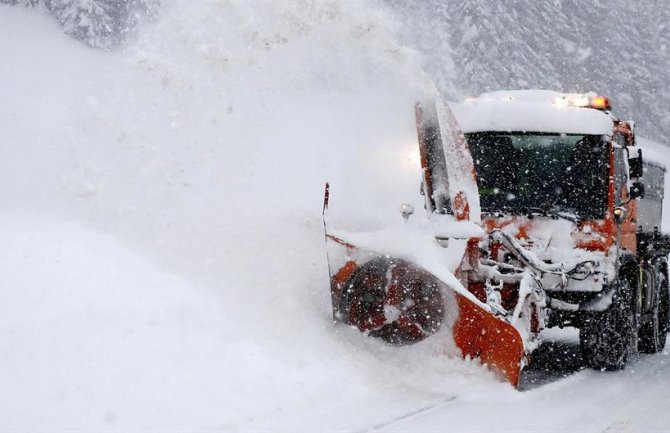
left=452, top=90, right=670, bottom=369
left=323, top=91, right=670, bottom=385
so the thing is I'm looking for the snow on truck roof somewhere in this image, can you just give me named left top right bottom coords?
left=451, top=90, right=615, bottom=135
left=637, top=136, right=667, bottom=169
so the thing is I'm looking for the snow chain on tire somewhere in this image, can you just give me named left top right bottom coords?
left=639, top=263, right=670, bottom=354
left=580, top=280, right=634, bottom=371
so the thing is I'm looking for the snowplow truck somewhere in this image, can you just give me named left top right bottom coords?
left=323, top=90, right=669, bottom=387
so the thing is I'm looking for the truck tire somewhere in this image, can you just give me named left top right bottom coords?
left=339, top=257, right=445, bottom=345
left=639, top=265, right=669, bottom=353
left=579, top=280, right=634, bottom=370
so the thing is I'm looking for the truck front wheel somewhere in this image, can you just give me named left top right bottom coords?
left=580, top=280, right=634, bottom=371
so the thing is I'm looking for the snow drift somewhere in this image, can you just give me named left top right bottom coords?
left=0, top=2, right=506, bottom=430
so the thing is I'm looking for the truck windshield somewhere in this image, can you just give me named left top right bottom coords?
left=465, top=132, right=609, bottom=219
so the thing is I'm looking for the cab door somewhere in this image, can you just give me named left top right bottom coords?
left=612, top=133, right=637, bottom=252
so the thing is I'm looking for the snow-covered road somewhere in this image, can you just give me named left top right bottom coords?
left=378, top=330, right=670, bottom=433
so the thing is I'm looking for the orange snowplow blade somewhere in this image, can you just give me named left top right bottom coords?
left=453, top=294, right=525, bottom=386
left=325, top=233, right=526, bottom=387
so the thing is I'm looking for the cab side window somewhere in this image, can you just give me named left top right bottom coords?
left=612, top=133, right=628, bottom=203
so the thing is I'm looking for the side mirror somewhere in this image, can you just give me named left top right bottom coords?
left=629, top=148, right=643, bottom=178
left=613, top=206, right=628, bottom=224
left=630, top=181, right=645, bottom=199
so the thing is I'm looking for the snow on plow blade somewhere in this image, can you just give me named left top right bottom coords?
left=325, top=231, right=525, bottom=386
left=322, top=97, right=526, bottom=386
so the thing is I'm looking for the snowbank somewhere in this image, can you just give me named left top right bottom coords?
left=0, top=3, right=505, bottom=430
left=0, top=212, right=508, bottom=430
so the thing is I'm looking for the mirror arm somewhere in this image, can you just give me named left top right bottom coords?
left=615, top=197, right=632, bottom=207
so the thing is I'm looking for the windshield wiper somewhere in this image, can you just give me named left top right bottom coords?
left=481, top=206, right=515, bottom=217
left=549, top=210, right=579, bottom=223
left=481, top=205, right=579, bottom=223
left=521, top=206, right=579, bottom=223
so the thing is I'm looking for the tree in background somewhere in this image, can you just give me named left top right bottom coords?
left=385, top=0, right=670, bottom=143
left=50, top=0, right=116, bottom=48
left=5, top=0, right=159, bottom=49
